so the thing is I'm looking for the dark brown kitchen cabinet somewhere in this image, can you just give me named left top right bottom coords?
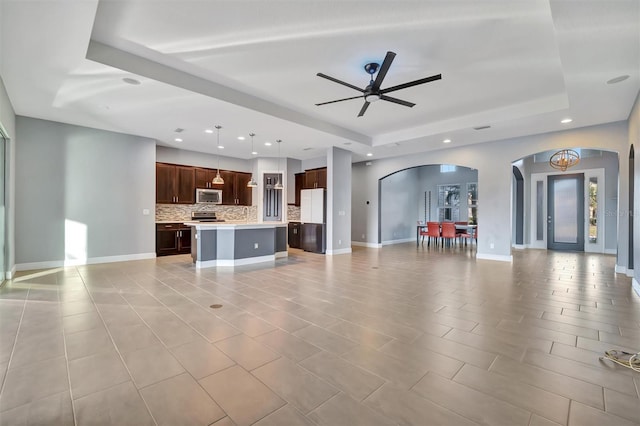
left=303, top=167, right=327, bottom=189
left=294, top=173, right=304, bottom=206
left=221, top=171, right=252, bottom=205
left=288, top=221, right=301, bottom=248
left=156, top=163, right=195, bottom=204
left=156, top=223, right=191, bottom=256
left=195, top=168, right=220, bottom=189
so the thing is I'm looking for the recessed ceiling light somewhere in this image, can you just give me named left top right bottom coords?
left=218, top=145, right=224, bottom=149
left=205, top=129, right=213, bottom=134
left=265, top=142, right=272, bottom=146
left=607, top=75, right=629, bottom=84
left=561, top=118, right=573, bottom=124
left=251, top=151, right=258, bottom=155
left=122, top=77, right=141, bottom=85
left=237, top=136, right=245, bottom=140
left=366, top=153, right=373, bottom=157
left=174, top=138, right=183, bottom=142
left=443, top=139, right=451, bottom=144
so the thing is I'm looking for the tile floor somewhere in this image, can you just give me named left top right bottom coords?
left=0, top=245, right=639, bottom=425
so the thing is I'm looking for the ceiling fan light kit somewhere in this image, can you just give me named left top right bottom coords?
left=316, top=51, right=441, bottom=117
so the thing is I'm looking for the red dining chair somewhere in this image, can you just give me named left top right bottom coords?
left=426, top=222, right=441, bottom=247
left=418, top=221, right=429, bottom=244
left=441, top=222, right=457, bottom=247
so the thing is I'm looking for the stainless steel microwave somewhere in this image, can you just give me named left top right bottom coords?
left=196, top=188, right=222, bottom=204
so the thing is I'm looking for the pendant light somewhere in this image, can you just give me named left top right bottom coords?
left=549, top=149, right=580, bottom=171
left=274, top=139, right=284, bottom=190
left=212, top=125, right=224, bottom=185
left=247, top=132, right=258, bottom=188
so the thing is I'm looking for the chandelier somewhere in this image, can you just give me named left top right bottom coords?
left=549, top=149, right=580, bottom=171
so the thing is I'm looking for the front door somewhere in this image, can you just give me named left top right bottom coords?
left=548, top=173, right=584, bottom=251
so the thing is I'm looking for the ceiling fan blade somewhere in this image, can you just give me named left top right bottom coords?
left=315, top=95, right=363, bottom=106
left=381, top=74, right=442, bottom=94
left=316, top=73, right=364, bottom=93
left=357, top=101, right=370, bottom=117
left=372, top=51, right=396, bottom=91
left=380, top=95, right=415, bottom=108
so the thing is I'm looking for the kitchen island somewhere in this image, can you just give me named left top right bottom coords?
left=186, top=222, right=287, bottom=268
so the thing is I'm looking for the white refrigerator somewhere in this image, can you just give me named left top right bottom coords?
left=300, top=188, right=326, bottom=253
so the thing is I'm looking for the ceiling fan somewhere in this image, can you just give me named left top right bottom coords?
left=315, top=51, right=441, bottom=117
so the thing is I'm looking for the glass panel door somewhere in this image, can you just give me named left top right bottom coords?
left=588, top=177, right=598, bottom=244
left=547, top=174, right=584, bottom=251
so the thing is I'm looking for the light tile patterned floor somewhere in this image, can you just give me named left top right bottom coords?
left=0, top=245, right=639, bottom=425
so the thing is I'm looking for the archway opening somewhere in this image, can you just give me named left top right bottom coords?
left=511, top=148, right=619, bottom=254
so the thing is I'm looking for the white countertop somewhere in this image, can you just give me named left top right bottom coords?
left=184, top=221, right=287, bottom=229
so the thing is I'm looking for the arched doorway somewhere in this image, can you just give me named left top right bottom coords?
left=511, top=148, right=618, bottom=253
left=378, top=164, right=477, bottom=245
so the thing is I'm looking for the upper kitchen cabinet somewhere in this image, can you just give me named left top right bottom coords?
left=156, top=163, right=195, bottom=204
left=195, top=168, right=219, bottom=189
left=303, top=167, right=327, bottom=189
left=294, top=173, right=304, bottom=206
left=220, top=171, right=252, bottom=206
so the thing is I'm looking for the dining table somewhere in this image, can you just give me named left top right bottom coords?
left=416, top=223, right=477, bottom=246
left=455, top=224, right=477, bottom=244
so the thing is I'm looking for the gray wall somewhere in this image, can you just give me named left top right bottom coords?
left=0, top=75, right=16, bottom=277
left=16, top=117, right=156, bottom=267
left=156, top=145, right=251, bottom=172
left=286, top=157, right=302, bottom=204
left=380, top=167, right=420, bottom=243
left=352, top=121, right=629, bottom=262
left=302, top=156, right=327, bottom=170
left=327, top=147, right=351, bottom=252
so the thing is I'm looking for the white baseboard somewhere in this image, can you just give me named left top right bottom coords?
left=6, top=264, right=16, bottom=280
left=275, top=251, right=288, bottom=259
left=197, top=254, right=275, bottom=268
left=604, top=248, right=617, bottom=255
left=512, top=244, right=525, bottom=250
left=476, top=253, right=513, bottom=262
left=633, top=277, right=640, bottom=298
left=15, top=252, right=157, bottom=271
left=351, top=241, right=382, bottom=248
left=626, top=269, right=634, bottom=278
left=615, top=265, right=627, bottom=274
left=326, top=247, right=352, bottom=255
left=381, top=237, right=415, bottom=246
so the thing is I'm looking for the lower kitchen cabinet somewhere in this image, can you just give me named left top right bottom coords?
left=156, top=223, right=191, bottom=256
left=288, top=222, right=301, bottom=248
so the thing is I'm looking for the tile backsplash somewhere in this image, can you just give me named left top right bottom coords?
left=156, top=204, right=258, bottom=222
left=288, top=205, right=300, bottom=221
left=157, top=204, right=301, bottom=222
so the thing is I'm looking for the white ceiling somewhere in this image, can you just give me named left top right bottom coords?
left=1, top=0, right=638, bottom=162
